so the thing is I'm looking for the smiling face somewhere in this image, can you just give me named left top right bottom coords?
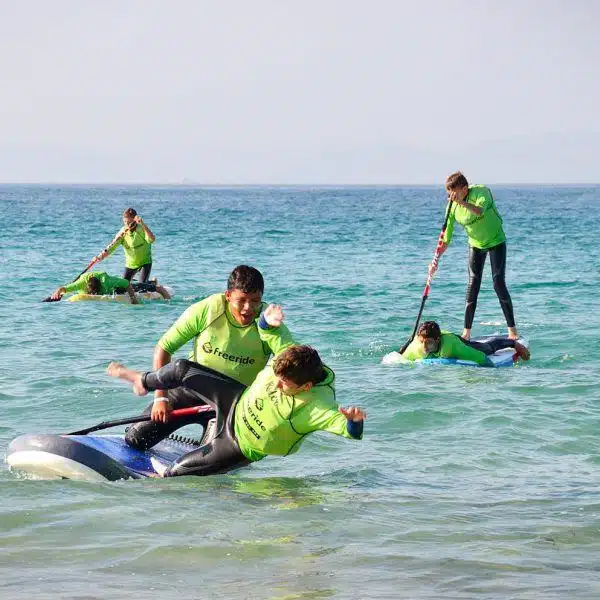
left=225, top=289, right=263, bottom=326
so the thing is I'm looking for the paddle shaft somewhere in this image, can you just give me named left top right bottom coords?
left=399, top=201, right=453, bottom=354
left=42, top=257, right=99, bottom=302
left=68, top=405, right=214, bottom=435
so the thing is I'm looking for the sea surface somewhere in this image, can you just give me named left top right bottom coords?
left=1, top=184, right=599, bottom=599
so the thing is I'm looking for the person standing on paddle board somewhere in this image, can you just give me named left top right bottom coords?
left=428, top=172, right=519, bottom=340
left=124, top=265, right=297, bottom=447
left=108, top=344, right=366, bottom=476
left=401, top=321, right=530, bottom=366
left=94, top=208, right=156, bottom=282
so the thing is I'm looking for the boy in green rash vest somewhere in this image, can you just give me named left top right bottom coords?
left=149, top=265, right=296, bottom=423
left=428, top=172, right=519, bottom=341
left=50, top=271, right=140, bottom=304
left=107, top=345, right=366, bottom=477
left=401, top=321, right=530, bottom=366
left=94, top=208, right=156, bottom=283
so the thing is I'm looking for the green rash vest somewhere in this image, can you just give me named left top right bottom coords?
left=63, top=272, right=130, bottom=296
left=106, top=225, right=153, bottom=269
left=234, top=364, right=360, bottom=462
left=158, top=293, right=296, bottom=386
left=442, top=185, right=506, bottom=250
left=402, top=331, right=492, bottom=366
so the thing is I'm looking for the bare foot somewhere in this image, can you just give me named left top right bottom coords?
left=507, top=327, right=519, bottom=340
left=513, top=341, right=530, bottom=361
left=107, top=362, right=148, bottom=396
left=461, top=329, right=471, bottom=341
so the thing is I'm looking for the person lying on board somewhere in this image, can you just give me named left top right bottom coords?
left=145, top=265, right=296, bottom=427
left=107, top=344, right=366, bottom=477
left=50, top=271, right=171, bottom=303
left=400, top=321, right=530, bottom=366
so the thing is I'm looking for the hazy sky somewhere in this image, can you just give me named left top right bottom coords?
left=1, top=0, right=598, bottom=183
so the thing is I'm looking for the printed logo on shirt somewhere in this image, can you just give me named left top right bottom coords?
left=201, top=342, right=256, bottom=365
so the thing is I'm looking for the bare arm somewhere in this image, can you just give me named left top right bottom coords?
left=149, top=345, right=172, bottom=421
left=136, top=216, right=156, bottom=242
left=126, top=284, right=139, bottom=305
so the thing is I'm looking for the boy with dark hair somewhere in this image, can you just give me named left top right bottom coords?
left=401, top=320, right=530, bottom=366
left=143, top=265, right=295, bottom=426
left=108, top=345, right=366, bottom=477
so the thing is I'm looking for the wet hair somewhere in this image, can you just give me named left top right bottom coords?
left=445, top=171, right=469, bottom=190
left=85, top=276, right=101, bottom=295
left=417, top=321, right=441, bottom=341
left=123, top=208, right=137, bottom=219
left=227, top=265, right=264, bottom=294
left=273, top=345, right=327, bottom=386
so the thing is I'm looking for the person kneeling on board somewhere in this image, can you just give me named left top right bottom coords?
left=401, top=321, right=530, bottom=366
left=50, top=271, right=171, bottom=303
left=107, top=345, right=366, bottom=477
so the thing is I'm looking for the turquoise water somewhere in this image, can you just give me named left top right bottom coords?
left=1, top=184, right=599, bottom=599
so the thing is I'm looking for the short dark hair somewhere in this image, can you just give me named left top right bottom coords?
left=417, top=321, right=441, bottom=340
left=273, top=345, right=326, bottom=386
left=227, top=265, right=264, bottom=294
left=123, top=207, right=137, bottom=218
left=445, top=171, right=469, bottom=190
left=85, top=276, right=101, bottom=295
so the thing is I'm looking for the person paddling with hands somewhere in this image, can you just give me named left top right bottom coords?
left=401, top=321, right=530, bottom=366
left=428, top=172, right=519, bottom=340
left=108, top=345, right=366, bottom=477
left=124, top=265, right=297, bottom=448
left=95, top=208, right=156, bottom=282
left=50, top=271, right=140, bottom=304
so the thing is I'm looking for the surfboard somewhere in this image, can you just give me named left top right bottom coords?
left=382, top=335, right=528, bottom=368
left=7, top=418, right=217, bottom=481
left=67, top=285, right=174, bottom=303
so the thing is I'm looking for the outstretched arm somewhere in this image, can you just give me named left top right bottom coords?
left=339, top=406, right=367, bottom=439
left=50, top=286, right=67, bottom=301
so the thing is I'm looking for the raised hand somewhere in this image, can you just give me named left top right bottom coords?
left=339, top=406, right=367, bottom=422
left=264, top=304, right=285, bottom=327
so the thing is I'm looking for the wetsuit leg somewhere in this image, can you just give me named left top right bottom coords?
left=460, top=336, right=516, bottom=355
left=125, top=387, right=214, bottom=450
left=127, top=360, right=246, bottom=456
left=465, top=246, right=487, bottom=329
left=132, top=282, right=157, bottom=293
left=164, top=431, right=250, bottom=477
left=138, top=263, right=152, bottom=283
left=123, top=267, right=137, bottom=281
left=488, top=242, right=516, bottom=328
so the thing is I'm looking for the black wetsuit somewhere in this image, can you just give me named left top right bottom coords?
left=461, top=335, right=516, bottom=355
left=125, top=360, right=250, bottom=477
left=124, top=263, right=152, bottom=283
left=114, top=282, right=157, bottom=294
left=465, top=242, right=515, bottom=329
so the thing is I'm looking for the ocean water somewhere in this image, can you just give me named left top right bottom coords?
left=1, top=184, right=599, bottom=599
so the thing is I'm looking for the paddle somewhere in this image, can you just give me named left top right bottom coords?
left=68, top=405, right=214, bottom=435
left=42, top=257, right=99, bottom=302
left=399, top=200, right=453, bottom=354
